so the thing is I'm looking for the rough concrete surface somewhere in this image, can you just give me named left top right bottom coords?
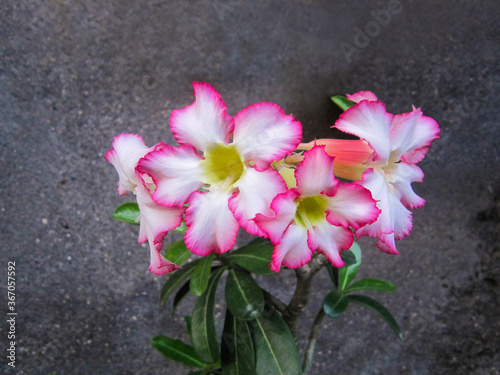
left=0, top=0, right=499, bottom=374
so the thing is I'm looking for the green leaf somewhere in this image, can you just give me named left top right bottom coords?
left=226, top=238, right=275, bottom=275
left=111, top=202, right=140, bottom=225
left=323, top=289, right=349, bottom=318
left=185, top=315, right=193, bottom=338
left=151, top=335, right=205, bottom=368
left=344, top=278, right=396, bottom=294
left=225, top=268, right=265, bottom=320
left=331, top=95, right=356, bottom=111
left=251, top=308, right=302, bottom=375
left=221, top=310, right=255, bottom=375
left=188, top=371, right=204, bottom=375
left=190, top=254, right=216, bottom=297
left=339, top=242, right=362, bottom=291
left=160, top=259, right=201, bottom=307
left=325, top=264, right=339, bottom=288
left=165, top=240, right=191, bottom=265
left=172, top=280, right=191, bottom=314
left=192, top=267, right=226, bottom=363
left=347, top=294, right=402, bottom=339
left=173, top=220, right=188, bottom=233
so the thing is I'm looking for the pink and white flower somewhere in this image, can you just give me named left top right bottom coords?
left=137, top=82, right=302, bottom=256
left=253, top=145, right=380, bottom=272
left=105, top=134, right=184, bottom=275
left=333, top=91, right=440, bottom=254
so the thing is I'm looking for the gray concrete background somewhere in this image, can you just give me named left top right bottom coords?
left=1, top=0, right=499, bottom=374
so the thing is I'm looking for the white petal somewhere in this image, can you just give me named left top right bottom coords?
left=170, top=82, right=232, bottom=152
left=311, top=221, right=354, bottom=267
left=294, top=145, right=338, bottom=197
left=228, top=167, right=287, bottom=236
left=253, top=189, right=299, bottom=244
left=233, top=103, right=302, bottom=170
left=184, top=190, right=239, bottom=256
left=271, top=224, right=312, bottom=271
left=334, top=101, right=393, bottom=163
left=325, top=182, right=380, bottom=229
left=105, top=134, right=151, bottom=195
left=346, top=91, right=378, bottom=103
left=390, top=108, right=440, bottom=162
left=387, top=163, right=425, bottom=209
left=136, top=179, right=185, bottom=245
left=136, top=144, right=204, bottom=207
left=355, top=169, right=412, bottom=254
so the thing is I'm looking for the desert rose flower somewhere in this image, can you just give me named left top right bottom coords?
left=333, top=91, right=440, bottom=254
left=253, top=145, right=380, bottom=272
left=105, top=134, right=184, bottom=275
left=137, top=82, right=302, bottom=256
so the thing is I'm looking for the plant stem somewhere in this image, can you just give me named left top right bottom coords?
left=262, top=289, right=287, bottom=314
left=302, top=308, right=326, bottom=374
left=282, top=255, right=326, bottom=340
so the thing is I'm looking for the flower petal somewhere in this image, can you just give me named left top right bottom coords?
left=253, top=189, right=299, bottom=244
left=136, top=144, right=204, bottom=207
left=134, top=180, right=183, bottom=275
left=325, top=182, right=380, bottom=229
left=228, top=167, right=287, bottom=236
left=233, top=102, right=302, bottom=170
left=295, top=145, right=338, bottom=197
left=375, top=233, right=398, bottom=255
left=390, top=108, right=440, bottom=163
left=105, top=134, right=151, bottom=195
left=136, top=177, right=185, bottom=245
left=346, top=91, right=378, bottom=103
left=310, top=221, right=354, bottom=267
left=388, top=163, right=426, bottom=209
left=355, top=169, right=412, bottom=254
left=271, top=224, right=312, bottom=271
left=146, top=230, right=180, bottom=275
left=334, top=101, right=393, bottom=163
left=170, top=82, right=232, bottom=152
left=184, top=190, right=239, bottom=256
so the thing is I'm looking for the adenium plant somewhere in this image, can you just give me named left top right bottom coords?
left=106, top=83, right=439, bottom=374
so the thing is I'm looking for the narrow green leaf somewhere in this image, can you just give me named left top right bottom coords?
left=340, top=250, right=356, bottom=267
left=111, top=202, right=140, bottom=225
left=331, top=95, right=356, bottom=111
left=250, top=308, right=302, bottom=375
left=225, top=268, right=265, bottom=320
left=221, top=310, right=255, bottom=375
left=347, top=294, right=402, bottom=339
left=160, top=259, right=201, bottom=307
left=192, top=267, right=226, bottom=363
left=323, top=289, right=349, bottom=318
left=165, top=240, right=191, bottom=265
left=227, top=238, right=275, bottom=275
left=184, top=315, right=194, bottom=347
left=188, top=371, right=204, bottom=375
left=339, top=242, right=362, bottom=291
left=172, top=280, right=191, bottom=314
left=190, top=254, right=216, bottom=296
left=185, top=315, right=193, bottom=338
left=325, top=264, right=339, bottom=288
left=344, top=278, right=396, bottom=294
left=152, top=335, right=205, bottom=368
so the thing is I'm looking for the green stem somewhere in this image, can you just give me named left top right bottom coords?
left=262, top=289, right=287, bottom=314
left=302, top=308, right=326, bottom=374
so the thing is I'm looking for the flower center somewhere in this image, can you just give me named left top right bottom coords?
left=294, top=195, right=328, bottom=230
left=201, top=143, right=244, bottom=189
